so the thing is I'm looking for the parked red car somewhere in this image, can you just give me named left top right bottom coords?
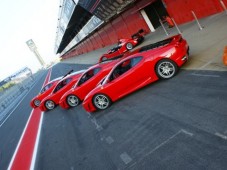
left=99, top=29, right=144, bottom=62
left=83, top=34, right=189, bottom=112
left=59, top=60, right=119, bottom=109
left=39, top=70, right=85, bottom=111
left=30, top=77, right=62, bottom=108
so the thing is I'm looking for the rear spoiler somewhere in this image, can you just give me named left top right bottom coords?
left=62, top=69, right=74, bottom=79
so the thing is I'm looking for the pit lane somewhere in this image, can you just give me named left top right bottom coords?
left=34, top=63, right=227, bottom=170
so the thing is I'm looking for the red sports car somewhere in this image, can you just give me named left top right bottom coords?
left=99, top=29, right=144, bottom=62
left=30, top=77, right=62, bottom=108
left=39, top=70, right=85, bottom=111
left=59, top=60, right=119, bottom=109
left=83, top=34, right=189, bottom=112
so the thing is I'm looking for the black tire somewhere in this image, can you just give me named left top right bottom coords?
left=126, top=43, right=133, bottom=50
left=66, top=94, right=80, bottom=107
left=92, top=94, right=111, bottom=110
left=155, top=59, right=178, bottom=79
left=34, top=99, right=41, bottom=107
left=45, top=100, right=55, bottom=110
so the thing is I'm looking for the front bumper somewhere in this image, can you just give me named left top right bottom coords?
left=82, top=100, right=96, bottom=113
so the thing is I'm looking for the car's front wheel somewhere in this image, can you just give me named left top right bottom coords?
left=93, top=94, right=111, bottom=110
left=155, top=59, right=178, bottom=79
left=45, top=100, right=55, bottom=110
left=33, top=99, right=41, bottom=107
left=67, top=95, right=80, bottom=107
left=126, top=43, right=133, bottom=50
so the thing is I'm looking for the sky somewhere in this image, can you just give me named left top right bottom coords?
left=0, top=0, right=60, bottom=80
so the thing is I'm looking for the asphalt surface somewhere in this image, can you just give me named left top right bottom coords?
left=31, top=63, right=227, bottom=170
left=0, top=71, right=47, bottom=170
left=1, top=12, right=227, bottom=170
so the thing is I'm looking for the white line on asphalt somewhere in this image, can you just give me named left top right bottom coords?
left=86, top=112, right=92, bottom=118
left=215, top=132, right=227, bottom=140
left=7, top=69, right=51, bottom=169
left=7, top=109, right=34, bottom=170
left=91, top=118, right=103, bottom=131
left=120, top=152, right=132, bottom=164
left=0, top=77, right=41, bottom=128
left=30, top=112, right=44, bottom=170
left=181, top=129, right=194, bottom=136
left=191, top=73, right=220, bottom=78
left=106, top=136, right=114, bottom=144
left=128, top=129, right=193, bottom=168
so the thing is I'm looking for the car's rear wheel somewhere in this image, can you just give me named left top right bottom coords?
left=45, top=100, right=55, bottom=110
left=93, top=94, right=111, bottom=110
left=126, top=43, right=133, bottom=50
left=67, top=94, right=80, bottom=107
left=34, top=99, right=41, bottom=107
left=155, top=59, right=178, bottom=79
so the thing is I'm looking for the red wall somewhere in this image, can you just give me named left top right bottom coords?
left=62, top=0, right=227, bottom=59
left=62, top=2, right=150, bottom=59
left=163, top=0, right=227, bottom=24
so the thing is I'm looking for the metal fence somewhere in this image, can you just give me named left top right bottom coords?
left=0, top=77, right=33, bottom=112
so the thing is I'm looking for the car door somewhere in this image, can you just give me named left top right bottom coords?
left=53, top=78, right=73, bottom=102
left=76, top=68, right=102, bottom=99
left=105, top=56, right=147, bottom=100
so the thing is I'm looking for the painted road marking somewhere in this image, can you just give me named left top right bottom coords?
left=106, top=136, right=114, bottom=144
left=120, top=152, right=132, bottom=164
left=181, top=129, right=194, bottom=136
left=215, top=132, right=227, bottom=140
left=0, top=72, right=46, bottom=128
left=129, top=129, right=193, bottom=168
left=91, top=117, right=103, bottom=131
left=30, top=111, right=44, bottom=170
left=7, top=68, right=52, bottom=170
left=191, top=73, right=220, bottom=78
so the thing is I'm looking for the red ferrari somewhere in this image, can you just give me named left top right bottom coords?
left=99, top=29, right=144, bottom=62
left=39, top=70, right=85, bottom=111
left=59, top=60, right=119, bottom=109
left=83, top=34, right=189, bottom=112
left=30, top=77, right=62, bottom=108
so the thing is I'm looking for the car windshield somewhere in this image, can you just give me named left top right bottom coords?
left=40, top=83, right=53, bottom=94
left=53, top=78, right=72, bottom=93
left=109, top=56, right=142, bottom=81
left=77, top=68, right=101, bottom=86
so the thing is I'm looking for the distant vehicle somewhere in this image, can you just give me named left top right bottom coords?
left=39, top=70, right=85, bottom=111
left=30, top=77, right=61, bottom=108
left=99, top=29, right=144, bottom=63
left=59, top=60, right=119, bottom=109
left=83, top=34, right=189, bottom=112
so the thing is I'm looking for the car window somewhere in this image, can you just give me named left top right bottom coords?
left=109, top=56, right=142, bottom=81
left=131, top=56, right=142, bottom=67
left=53, top=78, right=72, bottom=93
left=40, top=83, right=53, bottom=94
left=77, top=68, right=101, bottom=86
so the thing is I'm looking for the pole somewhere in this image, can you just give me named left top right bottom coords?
left=171, top=17, right=182, bottom=34
left=159, top=19, right=169, bottom=36
left=191, top=11, right=203, bottom=30
left=220, top=0, right=227, bottom=15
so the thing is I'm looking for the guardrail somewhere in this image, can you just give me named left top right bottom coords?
left=0, top=77, right=33, bottom=112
